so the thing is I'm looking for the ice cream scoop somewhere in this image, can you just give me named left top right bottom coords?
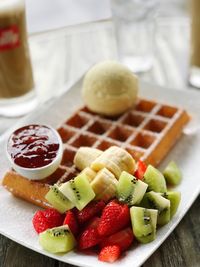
left=82, top=61, right=138, bottom=116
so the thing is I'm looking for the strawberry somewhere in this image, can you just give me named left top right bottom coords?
left=75, top=200, right=105, bottom=224
left=100, top=227, right=134, bottom=251
left=32, top=208, right=64, bottom=234
left=98, top=245, right=121, bottom=263
left=78, top=217, right=101, bottom=249
left=97, top=200, right=130, bottom=236
left=134, top=160, right=147, bottom=180
left=63, top=210, right=79, bottom=236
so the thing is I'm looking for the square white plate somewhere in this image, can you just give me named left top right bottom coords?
left=0, top=78, right=200, bottom=267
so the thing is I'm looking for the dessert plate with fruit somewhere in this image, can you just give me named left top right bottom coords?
left=0, top=61, right=200, bottom=267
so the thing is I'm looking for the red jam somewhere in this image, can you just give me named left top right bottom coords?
left=7, top=124, right=60, bottom=168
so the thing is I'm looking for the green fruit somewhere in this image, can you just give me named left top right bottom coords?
left=162, top=191, right=181, bottom=218
left=59, top=173, right=95, bottom=210
left=163, top=161, right=182, bottom=185
left=39, top=225, right=76, bottom=253
left=143, top=165, right=167, bottom=193
left=130, top=206, right=158, bottom=243
left=141, top=191, right=170, bottom=226
left=117, top=171, right=148, bottom=205
left=45, top=185, right=74, bottom=213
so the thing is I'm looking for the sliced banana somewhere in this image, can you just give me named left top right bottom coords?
left=90, top=167, right=118, bottom=197
left=74, top=147, right=103, bottom=171
left=80, top=167, right=97, bottom=183
left=91, top=146, right=136, bottom=179
left=96, top=180, right=118, bottom=201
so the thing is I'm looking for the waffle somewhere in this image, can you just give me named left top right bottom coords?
left=2, top=98, right=190, bottom=209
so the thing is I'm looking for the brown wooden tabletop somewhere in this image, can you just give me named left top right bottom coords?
left=0, top=195, right=199, bottom=267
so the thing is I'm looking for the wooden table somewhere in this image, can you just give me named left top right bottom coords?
left=0, top=10, right=200, bottom=267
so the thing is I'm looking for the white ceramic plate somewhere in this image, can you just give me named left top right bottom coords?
left=0, top=78, right=200, bottom=267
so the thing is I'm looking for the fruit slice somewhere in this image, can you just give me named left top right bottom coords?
left=163, top=161, right=182, bottom=185
left=141, top=191, right=170, bottom=226
left=117, top=171, right=148, bottom=205
left=162, top=191, right=181, bottom=218
left=63, top=210, right=79, bottom=236
left=39, top=225, right=76, bottom=253
left=130, top=206, right=158, bottom=243
left=74, top=147, right=103, bottom=171
left=91, top=146, right=136, bottom=179
left=59, top=173, right=95, bottom=210
left=80, top=167, right=97, bottom=183
left=45, top=185, right=74, bottom=213
left=100, top=227, right=134, bottom=252
left=98, top=245, right=121, bottom=263
left=96, top=182, right=117, bottom=202
left=143, top=165, right=167, bottom=193
left=134, top=160, right=147, bottom=180
left=90, top=168, right=118, bottom=200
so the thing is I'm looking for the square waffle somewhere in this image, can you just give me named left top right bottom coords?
left=2, top=98, right=190, bottom=208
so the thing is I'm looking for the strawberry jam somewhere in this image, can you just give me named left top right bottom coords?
left=7, top=124, right=60, bottom=168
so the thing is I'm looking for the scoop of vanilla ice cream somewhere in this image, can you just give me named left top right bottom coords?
left=82, top=61, right=138, bottom=116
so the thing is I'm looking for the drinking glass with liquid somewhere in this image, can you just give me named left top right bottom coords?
left=0, top=0, right=37, bottom=117
left=189, top=0, right=200, bottom=88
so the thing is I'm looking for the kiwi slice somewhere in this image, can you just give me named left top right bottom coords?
left=45, top=185, right=74, bottom=213
left=163, top=161, right=182, bottom=185
left=162, top=191, right=181, bottom=218
left=143, top=165, right=167, bottom=193
left=39, top=225, right=76, bottom=253
left=141, top=191, right=170, bottom=226
left=117, top=171, right=148, bottom=206
left=130, top=206, right=158, bottom=243
left=59, top=173, right=95, bottom=210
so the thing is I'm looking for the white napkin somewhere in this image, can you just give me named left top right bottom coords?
left=25, top=0, right=112, bottom=33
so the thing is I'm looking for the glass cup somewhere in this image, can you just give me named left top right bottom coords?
left=0, top=0, right=37, bottom=117
left=189, top=0, right=200, bottom=88
left=111, top=0, right=158, bottom=73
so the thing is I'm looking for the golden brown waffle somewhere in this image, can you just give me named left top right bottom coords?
left=2, top=98, right=190, bottom=208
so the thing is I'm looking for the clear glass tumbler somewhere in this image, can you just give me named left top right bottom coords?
left=111, top=0, right=158, bottom=73
left=0, top=0, right=37, bottom=117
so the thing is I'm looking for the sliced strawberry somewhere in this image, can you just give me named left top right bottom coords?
left=100, top=227, right=134, bottom=251
left=63, top=210, right=79, bottom=236
left=134, top=160, right=147, bottom=180
left=78, top=217, right=101, bottom=250
left=75, top=200, right=105, bottom=224
left=32, top=208, right=64, bottom=234
left=97, top=200, right=130, bottom=237
left=98, top=245, right=121, bottom=263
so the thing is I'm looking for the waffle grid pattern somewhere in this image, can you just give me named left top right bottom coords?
left=53, top=99, right=182, bottom=185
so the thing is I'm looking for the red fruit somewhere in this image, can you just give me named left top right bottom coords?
left=63, top=210, right=79, bottom=236
left=98, top=245, right=121, bottom=263
left=97, top=200, right=130, bottom=237
left=134, top=160, right=147, bottom=180
left=100, top=227, right=134, bottom=251
left=32, top=208, right=64, bottom=234
left=75, top=200, right=105, bottom=224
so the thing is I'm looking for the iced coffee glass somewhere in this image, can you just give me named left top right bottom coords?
left=189, top=0, right=200, bottom=88
left=0, top=0, right=36, bottom=116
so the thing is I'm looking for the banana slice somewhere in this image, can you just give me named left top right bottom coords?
left=96, top=180, right=118, bottom=201
left=90, top=167, right=118, bottom=197
left=91, top=146, right=136, bottom=179
left=80, top=167, right=97, bottom=183
left=74, top=147, right=103, bottom=171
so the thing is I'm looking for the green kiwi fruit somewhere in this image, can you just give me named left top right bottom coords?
left=141, top=191, right=170, bottom=226
left=117, top=171, right=148, bottom=205
left=59, top=173, right=95, bottom=210
left=143, top=165, right=167, bottom=193
left=163, top=161, right=182, bottom=185
left=39, top=225, right=76, bottom=253
left=45, top=185, right=74, bottom=213
left=130, top=206, right=158, bottom=243
left=162, top=191, right=181, bottom=218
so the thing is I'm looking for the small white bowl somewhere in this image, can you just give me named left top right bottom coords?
left=6, top=125, right=63, bottom=180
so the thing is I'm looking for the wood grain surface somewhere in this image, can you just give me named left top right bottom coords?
left=0, top=195, right=199, bottom=267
